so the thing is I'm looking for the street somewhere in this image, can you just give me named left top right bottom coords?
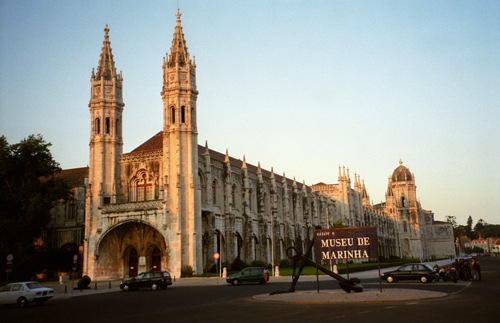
left=2, top=257, right=499, bottom=322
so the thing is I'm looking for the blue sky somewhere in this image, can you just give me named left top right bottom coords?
left=1, top=0, right=499, bottom=226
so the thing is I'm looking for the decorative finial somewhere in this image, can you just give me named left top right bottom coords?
left=399, top=159, right=403, bottom=165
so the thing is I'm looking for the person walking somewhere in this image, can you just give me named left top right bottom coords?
left=471, top=258, right=482, bottom=281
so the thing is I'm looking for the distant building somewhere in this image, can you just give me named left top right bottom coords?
left=466, top=238, right=500, bottom=254
left=47, top=10, right=455, bottom=280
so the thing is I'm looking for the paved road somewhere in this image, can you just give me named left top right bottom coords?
left=2, top=257, right=498, bottom=322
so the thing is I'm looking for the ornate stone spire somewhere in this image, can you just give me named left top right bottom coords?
left=95, top=25, right=118, bottom=80
left=168, top=9, right=189, bottom=67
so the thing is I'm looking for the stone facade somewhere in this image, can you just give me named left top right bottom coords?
left=49, top=10, right=455, bottom=280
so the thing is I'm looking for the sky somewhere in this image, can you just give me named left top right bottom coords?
left=1, top=0, right=499, bottom=226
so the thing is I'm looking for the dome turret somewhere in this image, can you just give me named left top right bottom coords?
left=391, top=160, right=413, bottom=182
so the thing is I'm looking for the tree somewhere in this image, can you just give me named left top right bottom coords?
left=465, top=216, right=474, bottom=239
left=0, top=135, right=70, bottom=280
left=445, top=215, right=457, bottom=227
left=474, top=219, right=487, bottom=239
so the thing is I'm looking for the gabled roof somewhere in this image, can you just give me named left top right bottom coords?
left=56, top=167, right=89, bottom=187
left=131, top=131, right=163, bottom=153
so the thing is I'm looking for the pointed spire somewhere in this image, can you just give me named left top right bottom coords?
left=270, top=167, right=274, bottom=179
left=168, top=9, right=189, bottom=67
left=95, top=25, right=117, bottom=80
left=257, top=162, right=262, bottom=174
left=224, top=148, right=229, bottom=164
left=242, top=155, right=247, bottom=169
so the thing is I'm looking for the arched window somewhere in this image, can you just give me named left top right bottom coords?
left=252, top=235, right=259, bottom=261
left=170, top=106, right=176, bottom=124
left=133, top=172, right=154, bottom=201
left=95, top=118, right=100, bottom=134
left=105, top=117, right=110, bottom=134
left=181, top=106, right=186, bottom=123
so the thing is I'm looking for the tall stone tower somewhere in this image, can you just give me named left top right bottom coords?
left=161, top=10, right=202, bottom=274
left=85, top=25, right=124, bottom=274
left=385, top=160, right=423, bottom=258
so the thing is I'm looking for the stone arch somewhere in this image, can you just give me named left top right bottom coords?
left=94, top=221, right=168, bottom=279
left=198, top=169, right=207, bottom=205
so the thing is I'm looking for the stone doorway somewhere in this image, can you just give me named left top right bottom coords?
left=128, top=248, right=138, bottom=277
left=151, top=246, right=161, bottom=271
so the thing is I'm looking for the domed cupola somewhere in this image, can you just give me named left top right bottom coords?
left=391, top=160, right=413, bottom=182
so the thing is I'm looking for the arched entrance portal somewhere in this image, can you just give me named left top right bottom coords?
left=128, top=248, right=138, bottom=277
left=95, top=221, right=169, bottom=279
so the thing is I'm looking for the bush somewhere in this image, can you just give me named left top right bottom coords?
left=279, top=259, right=291, bottom=268
left=181, top=265, right=194, bottom=277
left=229, top=258, right=248, bottom=272
left=250, top=260, right=271, bottom=270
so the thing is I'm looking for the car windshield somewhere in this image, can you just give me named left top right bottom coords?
left=26, top=282, right=44, bottom=289
left=422, top=264, right=434, bottom=271
left=134, top=273, right=145, bottom=279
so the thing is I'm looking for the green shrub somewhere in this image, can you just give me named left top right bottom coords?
left=230, top=257, right=248, bottom=272
left=181, top=265, right=194, bottom=277
left=279, top=258, right=291, bottom=268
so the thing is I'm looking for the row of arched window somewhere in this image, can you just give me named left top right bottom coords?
left=170, top=106, right=193, bottom=125
left=94, top=117, right=120, bottom=136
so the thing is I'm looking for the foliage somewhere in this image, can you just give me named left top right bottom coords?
left=250, top=260, right=271, bottom=270
left=279, top=258, right=291, bottom=268
left=181, top=265, right=194, bottom=277
left=0, top=135, right=70, bottom=280
left=445, top=215, right=457, bottom=227
left=331, top=220, right=348, bottom=228
left=466, top=216, right=474, bottom=238
left=481, top=224, right=500, bottom=238
left=229, top=257, right=248, bottom=272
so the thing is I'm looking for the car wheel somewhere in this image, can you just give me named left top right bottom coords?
left=233, top=279, right=240, bottom=286
left=122, top=284, right=130, bottom=291
left=17, top=297, right=28, bottom=307
left=420, top=275, right=428, bottom=283
left=151, top=283, right=158, bottom=291
left=386, top=276, right=395, bottom=283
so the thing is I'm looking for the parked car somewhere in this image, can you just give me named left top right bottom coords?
left=120, top=271, right=172, bottom=291
left=226, top=267, right=267, bottom=285
left=0, top=281, right=54, bottom=307
left=381, top=263, right=438, bottom=283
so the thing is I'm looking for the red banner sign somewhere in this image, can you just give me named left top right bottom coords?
left=314, top=226, right=378, bottom=261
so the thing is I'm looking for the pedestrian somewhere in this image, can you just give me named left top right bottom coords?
left=471, top=258, right=481, bottom=281
left=462, top=259, right=472, bottom=281
left=263, top=269, right=270, bottom=284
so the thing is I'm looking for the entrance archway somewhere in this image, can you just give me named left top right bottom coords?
left=129, top=248, right=138, bottom=277
left=95, top=221, right=169, bottom=278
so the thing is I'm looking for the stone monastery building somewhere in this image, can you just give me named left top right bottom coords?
left=50, top=10, right=455, bottom=280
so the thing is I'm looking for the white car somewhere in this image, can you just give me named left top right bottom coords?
left=0, top=281, right=54, bottom=307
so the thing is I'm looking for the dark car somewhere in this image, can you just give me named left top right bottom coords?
left=381, top=263, right=438, bottom=283
left=226, top=267, right=267, bottom=285
left=120, top=271, right=172, bottom=291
